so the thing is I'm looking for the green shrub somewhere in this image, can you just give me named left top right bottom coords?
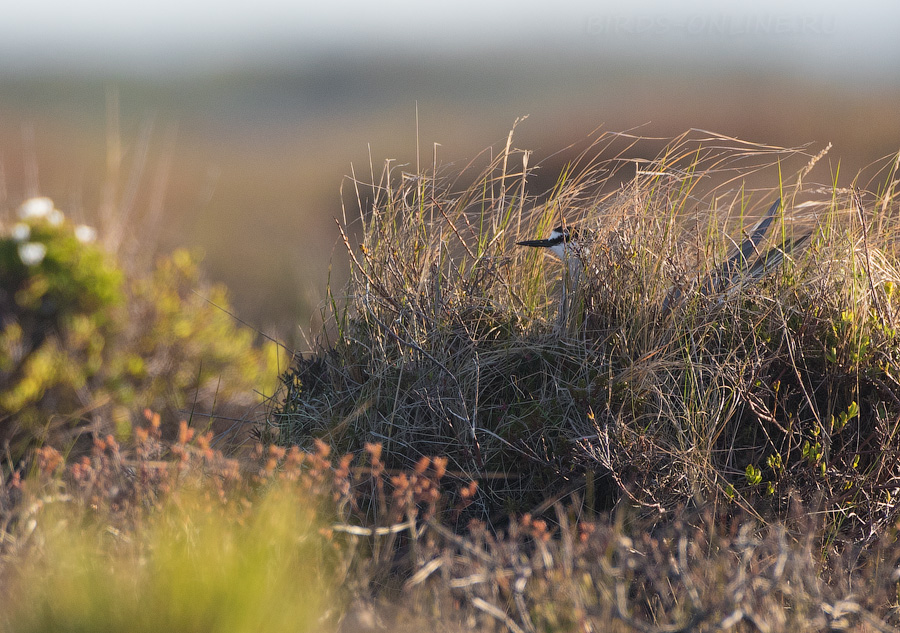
left=0, top=197, right=283, bottom=460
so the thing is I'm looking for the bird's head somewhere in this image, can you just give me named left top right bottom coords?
left=517, top=225, right=581, bottom=259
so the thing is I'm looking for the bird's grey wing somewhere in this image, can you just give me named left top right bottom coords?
left=744, top=231, right=811, bottom=281
left=702, top=198, right=780, bottom=293
left=661, top=198, right=792, bottom=315
left=719, top=198, right=781, bottom=278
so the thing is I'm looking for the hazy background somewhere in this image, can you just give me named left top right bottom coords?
left=1, top=0, right=898, bottom=345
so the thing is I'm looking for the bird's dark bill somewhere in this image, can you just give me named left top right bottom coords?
left=516, top=237, right=564, bottom=248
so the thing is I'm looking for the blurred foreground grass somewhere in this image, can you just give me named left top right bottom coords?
left=6, top=487, right=326, bottom=633
left=4, top=412, right=900, bottom=633
left=2, top=422, right=329, bottom=633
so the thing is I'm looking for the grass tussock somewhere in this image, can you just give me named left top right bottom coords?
left=270, top=129, right=900, bottom=537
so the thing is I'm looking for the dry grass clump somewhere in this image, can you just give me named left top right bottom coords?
left=270, top=129, right=900, bottom=538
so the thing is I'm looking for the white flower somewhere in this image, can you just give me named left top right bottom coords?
left=18, top=242, right=47, bottom=266
left=75, top=224, right=98, bottom=243
left=18, top=197, right=55, bottom=220
left=10, top=223, right=31, bottom=242
left=47, top=209, right=65, bottom=226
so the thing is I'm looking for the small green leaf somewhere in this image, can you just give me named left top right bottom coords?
left=745, top=464, right=762, bottom=486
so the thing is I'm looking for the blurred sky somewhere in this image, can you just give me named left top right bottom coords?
left=2, top=0, right=898, bottom=77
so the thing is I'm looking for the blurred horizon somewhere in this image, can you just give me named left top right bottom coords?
left=1, top=1, right=898, bottom=345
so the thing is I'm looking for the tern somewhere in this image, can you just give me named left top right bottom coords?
left=517, top=199, right=808, bottom=312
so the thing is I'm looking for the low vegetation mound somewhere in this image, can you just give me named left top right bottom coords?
left=270, top=130, right=900, bottom=538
